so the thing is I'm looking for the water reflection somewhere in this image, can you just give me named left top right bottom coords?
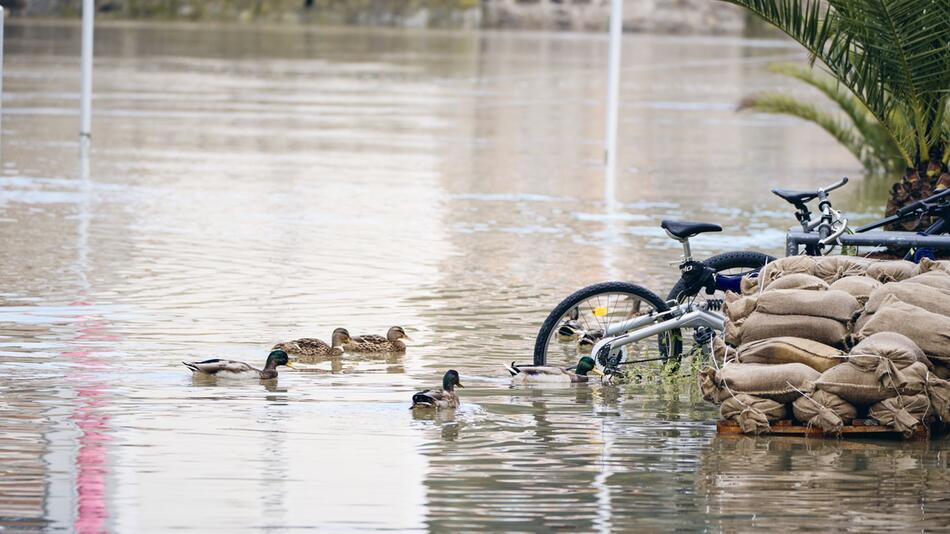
left=0, top=19, right=946, bottom=533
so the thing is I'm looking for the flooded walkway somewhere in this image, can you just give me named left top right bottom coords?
left=1, top=21, right=946, bottom=532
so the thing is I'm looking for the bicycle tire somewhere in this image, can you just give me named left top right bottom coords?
left=533, top=281, right=672, bottom=366
left=661, top=250, right=775, bottom=359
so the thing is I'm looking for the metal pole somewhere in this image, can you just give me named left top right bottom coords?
left=0, top=6, right=5, bottom=137
left=603, top=0, right=623, bottom=202
left=80, top=0, right=94, bottom=138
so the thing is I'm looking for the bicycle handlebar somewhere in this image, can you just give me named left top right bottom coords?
left=820, top=177, right=849, bottom=195
left=896, top=186, right=950, bottom=217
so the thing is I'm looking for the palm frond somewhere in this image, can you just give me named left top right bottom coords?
left=720, top=0, right=950, bottom=167
left=766, top=63, right=904, bottom=171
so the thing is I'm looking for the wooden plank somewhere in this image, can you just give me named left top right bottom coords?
left=716, top=419, right=932, bottom=440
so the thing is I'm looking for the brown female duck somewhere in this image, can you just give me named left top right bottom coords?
left=273, top=329, right=353, bottom=359
left=345, top=326, right=411, bottom=353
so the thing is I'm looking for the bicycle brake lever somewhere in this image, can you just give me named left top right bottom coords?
left=818, top=217, right=848, bottom=246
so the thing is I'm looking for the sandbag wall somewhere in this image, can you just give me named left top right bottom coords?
left=701, top=256, right=950, bottom=436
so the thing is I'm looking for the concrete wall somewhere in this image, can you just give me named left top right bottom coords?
left=482, top=0, right=745, bottom=34
left=6, top=0, right=745, bottom=33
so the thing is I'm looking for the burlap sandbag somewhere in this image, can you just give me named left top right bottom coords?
left=755, top=289, right=860, bottom=322
left=916, top=257, right=950, bottom=275
left=866, top=260, right=919, bottom=283
left=926, top=373, right=950, bottom=422
left=758, top=256, right=818, bottom=287
left=933, top=361, right=950, bottom=380
left=848, top=331, right=931, bottom=372
left=764, top=273, right=829, bottom=292
left=853, top=312, right=872, bottom=334
left=792, top=389, right=857, bottom=434
left=828, top=276, right=881, bottom=305
left=868, top=394, right=931, bottom=437
left=813, top=256, right=874, bottom=283
left=739, top=311, right=849, bottom=348
left=903, top=271, right=950, bottom=291
left=720, top=393, right=787, bottom=435
left=717, top=362, right=820, bottom=404
left=724, top=320, right=742, bottom=347
left=814, top=361, right=917, bottom=405
left=711, top=335, right=736, bottom=365
left=740, top=275, right=760, bottom=296
left=723, top=291, right=757, bottom=324
left=865, top=282, right=950, bottom=317
left=737, top=336, right=845, bottom=372
left=699, top=367, right=724, bottom=404
left=857, top=295, right=950, bottom=362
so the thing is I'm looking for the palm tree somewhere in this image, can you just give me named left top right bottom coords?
left=722, top=0, right=950, bottom=230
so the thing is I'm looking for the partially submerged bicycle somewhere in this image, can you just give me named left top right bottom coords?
left=532, top=220, right=770, bottom=370
left=533, top=178, right=950, bottom=375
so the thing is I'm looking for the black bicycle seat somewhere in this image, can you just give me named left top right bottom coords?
left=661, top=220, right=723, bottom=239
left=772, top=188, right=818, bottom=206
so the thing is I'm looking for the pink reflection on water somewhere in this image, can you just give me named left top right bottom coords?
left=64, top=306, right=116, bottom=534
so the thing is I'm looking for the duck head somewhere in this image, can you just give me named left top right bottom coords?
left=388, top=326, right=411, bottom=342
left=574, top=356, right=603, bottom=377
left=443, top=369, right=463, bottom=391
left=265, top=349, right=296, bottom=370
left=331, top=328, right=353, bottom=349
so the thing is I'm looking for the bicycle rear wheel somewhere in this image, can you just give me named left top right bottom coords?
left=533, top=281, right=676, bottom=366
left=661, top=250, right=774, bottom=358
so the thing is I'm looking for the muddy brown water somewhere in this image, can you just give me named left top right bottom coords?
left=1, top=20, right=946, bottom=532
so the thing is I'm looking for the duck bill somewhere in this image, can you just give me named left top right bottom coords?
left=285, top=362, right=298, bottom=370
left=591, top=368, right=605, bottom=377
left=456, top=382, right=464, bottom=388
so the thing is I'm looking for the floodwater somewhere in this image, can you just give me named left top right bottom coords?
left=1, top=20, right=947, bottom=533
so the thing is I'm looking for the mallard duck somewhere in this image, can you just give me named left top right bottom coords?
left=273, top=329, right=352, bottom=359
left=505, top=356, right=604, bottom=384
left=556, top=308, right=583, bottom=341
left=182, top=349, right=295, bottom=380
left=410, top=370, right=463, bottom=409
left=345, top=326, right=411, bottom=353
left=577, top=332, right=604, bottom=353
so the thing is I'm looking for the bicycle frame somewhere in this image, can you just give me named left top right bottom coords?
left=590, top=302, right=725, bottom=370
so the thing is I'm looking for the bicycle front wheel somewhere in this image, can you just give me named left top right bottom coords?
left=533, top=281, right=676, bottom=366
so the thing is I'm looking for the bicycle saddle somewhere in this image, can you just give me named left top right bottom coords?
left=660, top=220, right=722, bottom=239
left=772, top=188, right=818, bottom=206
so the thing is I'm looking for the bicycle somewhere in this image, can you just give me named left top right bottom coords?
left=771, top=177, right=950, bottom=258
left=532, top=220, right=771, bottom=368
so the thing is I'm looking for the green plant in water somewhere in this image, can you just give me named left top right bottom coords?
left=724, top=0, right=950, bottom=230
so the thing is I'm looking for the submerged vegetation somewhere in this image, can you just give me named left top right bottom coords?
left=725, top=0, right=950, bottom=229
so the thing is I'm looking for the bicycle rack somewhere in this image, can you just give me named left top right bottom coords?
left=785, top=230, right=950, bottom=256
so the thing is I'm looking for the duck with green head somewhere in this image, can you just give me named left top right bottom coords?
left=273, top=329, right=353, bottom=360
left=505, top=356, right=604, bottom=384
left=345, top=326, right=411, bottom=353
left=410, top=370, right=463, bottom=409
left=182, top=349, right=296, bottom=380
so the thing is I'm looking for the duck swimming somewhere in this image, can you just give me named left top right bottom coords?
left=345, top=326, right=411, bottom=353
left=505, top=356, right=603, bottom=384
left=410, top=370, right=463, bottom=409
left=273, top=329, right=352, bottom=359
left=182, top=349, right=295, bottom=380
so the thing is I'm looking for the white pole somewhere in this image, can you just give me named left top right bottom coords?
left=0, top=6, right=5, bottom=137
left=603, top=0, right=623, bottom=204
left=80, top=0, right=94, bottom=138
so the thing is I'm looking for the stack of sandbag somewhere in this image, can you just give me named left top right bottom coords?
left=808, top=332, right=936, bottom=436
left=699, top=363, right=817, bottom=435
left=706, top=255, right=950, bottom=436
left=852, top=258, right=950, bottom=380
left=724, top=286, right=860, bottom=348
